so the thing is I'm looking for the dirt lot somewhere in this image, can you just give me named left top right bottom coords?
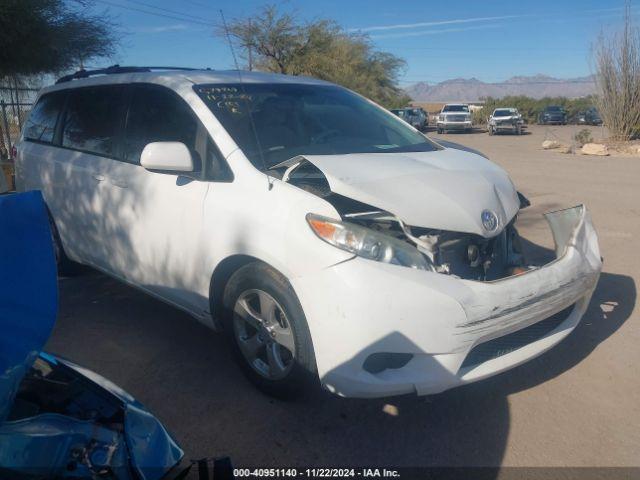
left=46, top=125, right=639, bottom=468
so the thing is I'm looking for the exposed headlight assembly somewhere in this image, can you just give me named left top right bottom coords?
left=306, top=213, right=431, bottom=270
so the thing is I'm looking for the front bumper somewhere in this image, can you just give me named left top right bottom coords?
left=438, top=121, right=472, bottom=130
left=292, top=205, right=601, bottom=398
left=492, top=122, right=525, bottom=131
left=542, top=117, right=565, bottom=124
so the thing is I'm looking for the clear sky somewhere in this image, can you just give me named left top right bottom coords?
left=86, top=0, right=637, bottom=85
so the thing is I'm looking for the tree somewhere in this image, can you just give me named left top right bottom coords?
left=0, top=0, right=118, bottom=78
left=219, top=5, right=411, bottom=108
left=594, top=2, right=640, bottom=140
left=0, top=0, right=118, bottom=159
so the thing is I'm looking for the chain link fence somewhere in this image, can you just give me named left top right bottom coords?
left=0, top=86, right=39, bottom=191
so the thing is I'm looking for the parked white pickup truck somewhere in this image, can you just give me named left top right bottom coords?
left=436, top=104, right=472, bottom=133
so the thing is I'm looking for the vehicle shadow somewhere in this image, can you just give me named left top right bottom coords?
left=46, top=241, right=635, bottom=470
left=489, top=130, right=533, bottom=136
left=434, top=128, right=487, bottom=135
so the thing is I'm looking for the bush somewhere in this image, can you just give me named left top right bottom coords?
left=594, top=4, right=640, bottom=140
left=574, top=129, right=593, bottom=146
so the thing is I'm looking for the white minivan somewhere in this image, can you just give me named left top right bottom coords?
left=16, top=67, right=602, bottom=398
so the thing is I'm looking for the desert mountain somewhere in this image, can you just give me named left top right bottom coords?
left=404, top=74, right=596, bottom=102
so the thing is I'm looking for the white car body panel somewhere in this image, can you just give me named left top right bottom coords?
left=14, top=70, right=602, bottom=398
left=279, top=150, right=520, bottom=237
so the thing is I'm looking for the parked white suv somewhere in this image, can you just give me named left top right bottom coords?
left=488, top=108, right=526, bottom=135
left=437, top=103, right=472, bottom=133
left=15, top=67, right=602, bottom=398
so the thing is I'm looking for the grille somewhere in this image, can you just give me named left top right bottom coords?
left=447, top=114, right=467, bottom=122
left=460, top=304, right=575, bottom=370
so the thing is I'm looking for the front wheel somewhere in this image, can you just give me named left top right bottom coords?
left=222, top=262, right=318, bottom=398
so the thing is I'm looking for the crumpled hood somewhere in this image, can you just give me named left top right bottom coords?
left=300, top=148, right=520, bottom=237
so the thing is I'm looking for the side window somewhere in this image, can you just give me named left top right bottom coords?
left=61, top=86, right=123, bottom=157
left=23, top=92, right=66, bottom=143
left=206, top=136, right=234, bottom=182
left=123, top=85, right=197, bottom=165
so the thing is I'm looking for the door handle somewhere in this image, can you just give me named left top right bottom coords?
left=92, top=174, right=106, bottom=182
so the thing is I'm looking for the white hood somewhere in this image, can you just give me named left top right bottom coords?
left=294, top=148, right=520, bottom=237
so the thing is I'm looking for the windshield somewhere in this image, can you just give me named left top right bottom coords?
left=194, top=83, right=439, bottom=169
left=547, top=106, right=562, bottom=112
left=443, top=105, right=469, bottom=113
left=493, top=109, right=514, bottom=117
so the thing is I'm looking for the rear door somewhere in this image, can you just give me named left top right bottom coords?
left=55, top=85, right=127, bottom=265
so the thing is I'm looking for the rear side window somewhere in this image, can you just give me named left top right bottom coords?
left=123, top=85, right=197, bottom=164
left=61, top=86, right=124, bottom=157
left=23, top=92, right=66, bottom=143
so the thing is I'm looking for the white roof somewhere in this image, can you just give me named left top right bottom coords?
left=41, top=69, right=333, bottom=95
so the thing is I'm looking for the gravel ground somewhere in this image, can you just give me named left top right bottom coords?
left=46, top=125, right=639, bottom=469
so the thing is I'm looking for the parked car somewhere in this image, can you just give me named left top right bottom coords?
left=488, top=108, right=526, bottom=135
left=0, top=190, right=183, bottom=479
left=575, top=107, right=603, bottom=126
left=436, top=104, right=472, bottom=133
left=16, top=66, right=602, bottom=399
left=538, top=105, right=567, bottom=125
left=390, top=107, right=428, bottom=131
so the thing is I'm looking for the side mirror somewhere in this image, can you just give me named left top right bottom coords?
left=140, top=142, right=194, bottom=173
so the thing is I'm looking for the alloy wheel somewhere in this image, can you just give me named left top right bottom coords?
left=233, top=289, right=296, bottom=380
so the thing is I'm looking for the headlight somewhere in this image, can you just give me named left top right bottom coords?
left=306, top=213, right=431, bottom=270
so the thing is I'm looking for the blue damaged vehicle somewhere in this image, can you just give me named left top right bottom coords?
left=0, top=191, right=183, bottom=479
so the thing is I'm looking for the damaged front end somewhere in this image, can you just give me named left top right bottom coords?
left=274, top=153, right=530, bottom=282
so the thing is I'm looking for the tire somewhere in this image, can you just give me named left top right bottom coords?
left=221, top=261, right=318, bottom=398
left=437, top=127, right=444, bottom=134
left=47, top=213, right=83, bottom=277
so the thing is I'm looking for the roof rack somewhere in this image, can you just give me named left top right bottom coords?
left=55, top=65, right=210, bottom=84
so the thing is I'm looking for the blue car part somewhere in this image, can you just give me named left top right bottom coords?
left=0, top=191, right=183, bottom=479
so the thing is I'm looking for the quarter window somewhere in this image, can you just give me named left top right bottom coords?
left=23, top=92, right=66, bottom=143
left=123, top=85, right=197, bottom=165
left=61, top=86, right=124, bottom=157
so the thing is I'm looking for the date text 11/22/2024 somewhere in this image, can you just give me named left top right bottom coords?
left=233, top=468, right=400, bottom=478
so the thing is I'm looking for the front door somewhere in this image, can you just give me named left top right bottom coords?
left=102, top=84, right=210, bottom=314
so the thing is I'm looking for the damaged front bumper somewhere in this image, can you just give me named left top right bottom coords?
left=292, top=205, right=602, bottom=398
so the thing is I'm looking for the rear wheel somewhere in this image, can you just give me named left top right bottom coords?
left=47, top=214, right=83, bottom=276
left=222, top=262, right=318, bottom=398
